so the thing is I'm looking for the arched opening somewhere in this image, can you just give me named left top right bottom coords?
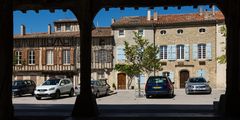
left=180, top=70, right=189, bottom=88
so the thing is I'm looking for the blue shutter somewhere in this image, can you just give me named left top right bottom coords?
left=167, top=45, right=172, bottom=60
left=192, top=44, right=198, bottom=60
left=169, top=72, right=174, bottom=82
left=172, top=45, right=176, bottom=60
left=116, top=46, right=126, bottom=61
left=140, top=74, right=145, bottom=83
left=184, top=44, right=189, bottom=60
left=206, top=43, right=212, bottom=60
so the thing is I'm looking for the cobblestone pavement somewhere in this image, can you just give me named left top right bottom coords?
left=13, top=89, right=225, bottom=105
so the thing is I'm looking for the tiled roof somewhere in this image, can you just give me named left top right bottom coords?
left=112, top=11, right=224, bottom=28
left=14, top=27, right=113, bottom=39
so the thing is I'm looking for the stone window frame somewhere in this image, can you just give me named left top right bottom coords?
left=199, top=28, right=206, bottom=34
left=177, top=29, right=183, bottom=34
left=118, top=29, right=125, bottom=37
left=160, top=30, right=167, bottom=35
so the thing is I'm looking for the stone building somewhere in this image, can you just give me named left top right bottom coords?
left=13, top=19, right=114, bottom=86
left=111, top=10, right=225, bottom=89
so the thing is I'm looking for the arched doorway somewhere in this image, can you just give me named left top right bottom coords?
left=117, top=73, right=126, bottom=89
left=180, top=70, right=189, bottom=88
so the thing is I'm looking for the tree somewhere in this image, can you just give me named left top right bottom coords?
left=114, top=32, right=162, bottom=89
left=216, top=25, right=227, bottom=64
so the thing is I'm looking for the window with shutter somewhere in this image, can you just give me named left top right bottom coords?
left=198, top=44, right=206, bottom=59
left=28, top=50, right=35, bottom=65
left=46, top=50, right=54, bottom=65
left=184, top=44, right=189, bottom=60
left=160, top=45, right=167, bottom=60
left=63, top=49, right=70, bottom=65
left=177, top=45, right=184, bottom=60
left=116, top=46, right=126, bottom=61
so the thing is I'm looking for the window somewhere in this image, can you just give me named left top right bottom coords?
left=99, top=39, right=105, bottom=46
left=97, top=71, right=105, bottom=79
left=56, top=25, right=61, bottom=31
left=160, top=46, right=167, bottom=60
left=63, top=49, right=70, bottom=64
left=138, top=29, right=144, bottom=36
left=177, top=29, right=183, bottom=34
left=160, top=30, right=166, bottom=35
left=28, top=50, right=35, bottom=65
left=15, top=51, right=22, bottom=65
left=46, top=50, right=54, bottom=65
left=119, top=29, right=125, bottom=37
left=95, top=49, right=111, bottom=63
left=66, top=24, right=71, bottom=31
left=199, top=28, right=206, bottom=33
left=198, top=44, right=206, bottom=59
left=177, top=45, right=184, bottom=60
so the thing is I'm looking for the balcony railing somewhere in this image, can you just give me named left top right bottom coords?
left=13, top=65, right=76, bottom=72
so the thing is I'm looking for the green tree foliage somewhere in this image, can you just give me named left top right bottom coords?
left=216, top=25, right=227, bottom=64
left=114, top=32, right=162, bottom=89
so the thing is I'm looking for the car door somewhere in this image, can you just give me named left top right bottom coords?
left=59, top=80, right=67, bottom=93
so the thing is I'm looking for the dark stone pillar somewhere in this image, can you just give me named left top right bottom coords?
left=0, top=0, right=14, bottom=120
left=71, top=1, right=99, bottom=117
left=222, top=0, right=240, bottom=118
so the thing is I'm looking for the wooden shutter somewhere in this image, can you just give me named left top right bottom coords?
left=22, top=48, right=28, bottom=65
left=54, top=49, right=57, bottom=65
left=58, top=48, right=62, bottom=64
left=192, top=44, right=198, bottom=60
left=35, top=49, right=39, bottom=65
left=70, top=48, right=75, bottom=65
left=184, top=44, right=189, bottom=60
left=42, top=48, right=46, bottom=65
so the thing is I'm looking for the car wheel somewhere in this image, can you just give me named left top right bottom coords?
left=95, top=91, right=100, bottom=98
left=69, top=89, right=74, bottom=97
left=35, top=96, right=41, bottom=100
left=55, top=90, right=60, bottom=99
left=185, top=89, right=189, bottom=95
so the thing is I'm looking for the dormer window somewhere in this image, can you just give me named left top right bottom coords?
left=56, top=25, right=61, bottom=31
left=177, top=29, right=183, bottom=34
left=66, top=24, right=71, bottom=31
left=119, top=29, right=125, bottom=37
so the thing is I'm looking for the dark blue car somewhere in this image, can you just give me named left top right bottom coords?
left=145, top=76, right=174, bottom=98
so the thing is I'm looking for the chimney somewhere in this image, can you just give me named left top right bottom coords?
left=153, top=11, right=158, bottom=20
left=147, top=9, right=151, bottom=21
left=48, top=24, right=51, bottom=34
left=111, top=17, right=115, bottom=24
left=20, top=24, right=26, bottom=36
left=198, top=7, right=203, bottom=16
left=212, top=5, right=215, bottom=15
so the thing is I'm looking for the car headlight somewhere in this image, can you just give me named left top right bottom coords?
left=49, top=87, right=55, bottom=91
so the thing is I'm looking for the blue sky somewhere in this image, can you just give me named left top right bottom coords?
left=13, top=6, right=216, bottom=34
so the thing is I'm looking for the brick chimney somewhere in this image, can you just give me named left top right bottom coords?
left=48, top=24, right=51, bottom=34
left=20, top=24, right=26, bottom=36
left=153, top=11, right=158, bottom=20
left=147, top=9, right=151, bottom=21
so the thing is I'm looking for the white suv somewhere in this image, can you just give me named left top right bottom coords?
left=34, top=78, right=74, bottom=100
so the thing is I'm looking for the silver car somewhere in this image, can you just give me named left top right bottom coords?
left=185, top=77, right=212, bottom=95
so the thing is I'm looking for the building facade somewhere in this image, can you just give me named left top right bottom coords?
left=13, top=10, right=226, bottom=90
left=13, top=20, right=114, bottom=86
left=111, top=10, right=225, bottom=89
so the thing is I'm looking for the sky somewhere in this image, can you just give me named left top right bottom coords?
left=13, top=6, right=217, bottom=35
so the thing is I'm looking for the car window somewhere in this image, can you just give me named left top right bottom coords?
left=12, top=81, right=23, bottom=86
left=189, top=77, right=206, bottom=83
left=42, top=79, right=60, bottom=85
left=147, top=77, right=167, bottom=84
left=26, top=80, right=31, bottom=85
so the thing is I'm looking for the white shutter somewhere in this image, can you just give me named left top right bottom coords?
left=206, top=43, right=212, bottom=60
left=184, top=44, right=189, bottom=60
left=192, top=44, right=198, bottom=60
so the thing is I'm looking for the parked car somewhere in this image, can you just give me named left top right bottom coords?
left=74, top=80, right=111, bottom=97
left=12, top=80, right=36, bottom=97
left=145, top=76, right=174, bottom=98
left=34, top=78, right=74, bottom=100
left=185, top=77, right=212, bottom=95
left=91, top=80, right=110, bottom=97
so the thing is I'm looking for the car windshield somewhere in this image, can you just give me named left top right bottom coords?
left=147, top=77, right=167, bottom=84
left=12, top=81, right=24, bottom=86
left=189, top=77, right=206, bottom=83
left=42, top=79, right=60, bottom=85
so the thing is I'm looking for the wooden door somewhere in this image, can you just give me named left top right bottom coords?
left=117, top=73, right=126, bottom=89
left=180, top=70, right=189, bottom=88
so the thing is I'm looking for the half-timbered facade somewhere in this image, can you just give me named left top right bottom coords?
left=13, top=20, right=114, bottom=86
